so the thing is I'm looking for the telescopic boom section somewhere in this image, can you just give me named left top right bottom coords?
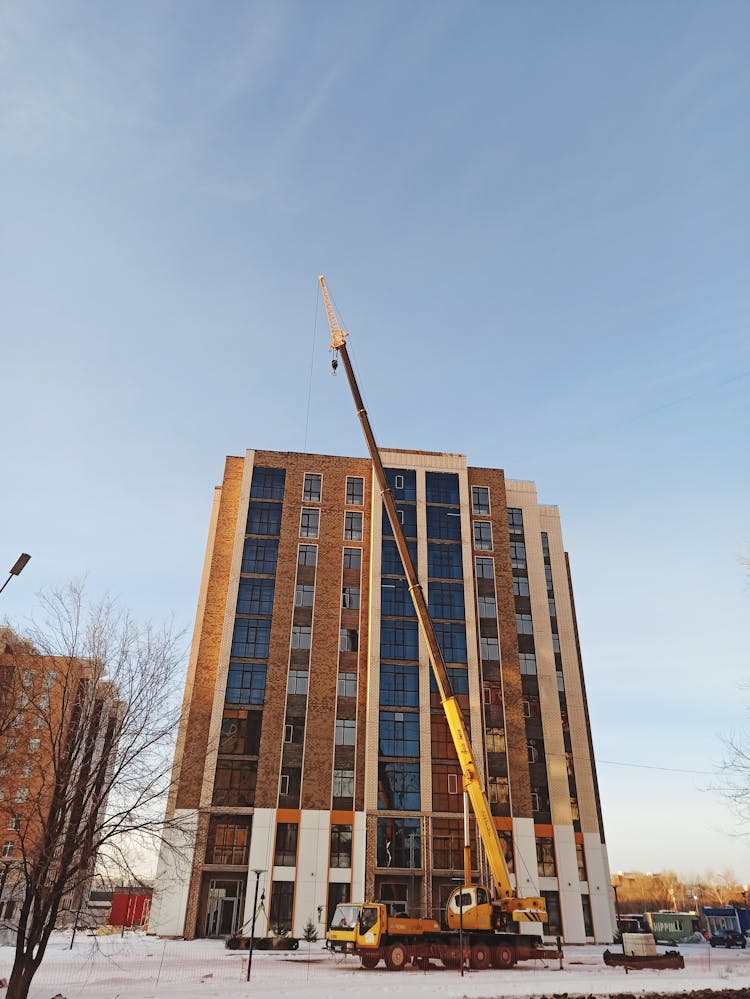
left=317, top=275, right=513, bottom=901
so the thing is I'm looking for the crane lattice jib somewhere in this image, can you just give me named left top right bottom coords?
left=317, top=274, right=514, bottom=902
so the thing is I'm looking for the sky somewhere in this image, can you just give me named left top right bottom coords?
left=1, top=1, right=748, bottom=879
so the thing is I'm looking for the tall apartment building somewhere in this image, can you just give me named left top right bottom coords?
left=150, top=448, right=614, bottom=944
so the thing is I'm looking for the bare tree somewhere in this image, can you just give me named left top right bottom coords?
left=0, top=583, right=185, bottom=999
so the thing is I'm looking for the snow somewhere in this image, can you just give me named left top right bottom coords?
left=2, top=934, right=750, bottom=998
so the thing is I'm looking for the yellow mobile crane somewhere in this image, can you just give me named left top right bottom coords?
left=319, top=276, right=556, bottom=971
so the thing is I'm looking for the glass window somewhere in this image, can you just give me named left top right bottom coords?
left=27, top=738, right=40, bottom=754
left=380, top=620, right=419, bottom=661
left=377, top=817, right=421, bottom=868
left=472, top=486, right=490, bottom=515
left=382, top=504, right=417, bottom=538
left=247, top=501, right=282, bottom=537
left=380, top=579, right=416, bottom=618
left=241, top=539, right=279, bottom=575
left=478, top=595, right=496, bottom=618
left=507, top=508, right=524, bottom=536
left=274, top=823, right=298, bottom=866
left=377, top=761, right=420, bottom=809
left=548, top=598, right=557, bottom=617
left=486, top=727, right=505, bottom=753
left=513, top=575, right=530, bottom=597
left=344, top=511, right=363, bottom=540
left=552, top=633, right=561, bottom=653
left=207, top=818, right=251, bottom=866
left=576, top=842, right=587, bottom=881
left=488, top=775, right=509, bottom=806
left=335, top=718, right=356, bottom=745
left=339, top=629, right=358, bottom=652
left=343, top=547, right=361, bottom=570
left=300, top=508, right=320, bottom=538
left=425, top=472, right=460, bottom=505
left=385, top=468, right=416, bottom=501
left=298, top=544, right=317, bottom=567
left=269, top=881, right=294, bottom=934
left=237, top=578, right=275, bottom=615
left=219, top=710, right=261, bottom=755
left=516, top=613, right=533, bottom=635
left=291, top=626, right=312, bottom=649
left=295, top=584, right=315, bottom=607
left=250, top=467, right=285, bottom=499
left=330, top=825, right=352, bottom=868
left=480, top=636, right=499, bottom=660
left=427, top=543, right=463, bottom=579
left=475, top=557, right=494, bottom=579
left=474, top=521, right=493, bottom=550
left=426, top=506, right=462, bottom=540
left=382, top=540, right=417, bottom=576
left=379, top=711, right=419, bottom=757
left=428, top=582, right=465, bottom=620
left=545, top=565, right=554, bottom=594
left=536, top=837, right=556, bottom=877
left=337, top=672, right=357, bottom=697
left=226, top=662, right=267, bottom=705
left=380, top=664, right=419, bottom=707
left=510, top=542, right=527, bottom=569
left=519, top=653, right=537, bottom=676
left=212, top=760, right=257, bottom=806
left=231, top=619, right=271, bottom=658
left=303, top=473, right=322, bottom=502
left=288, top=669, right=308, bottom=695
left=434, top=622, right=467, bottom=663
left=333, top=769, right=354, bottom=800
left=342, top=586, right=360, bottom=609
left=345, top=476, right=364, bottom=505
left=541, top=532, right=550, bottom=557
left=14, top=788, right=28, bottom=803
left=429, top=666, right=469, bottom=696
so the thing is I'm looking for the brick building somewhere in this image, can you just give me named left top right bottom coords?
left=150, top=448, right=614, bottom=944
left=0, top=631, right=119, bottom=942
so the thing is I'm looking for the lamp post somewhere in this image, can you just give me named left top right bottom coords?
left=0, top=554, right=31, bottom=596
left=611, top=875, right=624, bottom=954
left=246, top=869, right=265, bottom=982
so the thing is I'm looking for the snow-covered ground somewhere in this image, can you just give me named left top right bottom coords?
left=2, top=934, right=750, bottom=998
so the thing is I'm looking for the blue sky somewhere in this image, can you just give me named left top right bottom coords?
left=2, top=0, right=748, bottom=877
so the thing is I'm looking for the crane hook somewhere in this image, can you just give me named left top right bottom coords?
left=331, top=356, right=339, bottom=375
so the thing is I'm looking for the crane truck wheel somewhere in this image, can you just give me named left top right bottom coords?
left=469, top=942, right=492, bottom=969
left=384, top=942, right=408, bottom=971
left=491, top=943, right=515, bottom=969
left=360, top=953, right=380, bottom=969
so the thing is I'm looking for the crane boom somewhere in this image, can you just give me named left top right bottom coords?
left=318, top=274, right=517, bottom=903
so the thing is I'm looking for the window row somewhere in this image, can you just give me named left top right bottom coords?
left=302, top=473, right=364, bottom=506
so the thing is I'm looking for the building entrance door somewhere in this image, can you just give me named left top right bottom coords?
left=204, top=879, right=245, bottom=937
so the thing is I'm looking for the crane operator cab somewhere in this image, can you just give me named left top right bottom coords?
left=446, top=885, right=493, bottom=931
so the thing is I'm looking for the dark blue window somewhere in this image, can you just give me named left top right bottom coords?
left=381, top=540, right=417, bottom=576
left=247, top=502, right=282, bottom=537
left=428, top=582, right=465, bottom=620
left=381, top=621, right=419, bottom=661
left=425, top=472, right=460, bottom=505
left=378, top=762, right=420, bottom=810
left=241, top=539, right=279, bottom=574
left=231, top=619, right=271, bottom=658
left=381, top=579, right=416, bottom=618
left=226, top=661, right=267, bottom=704
left=382, top=504, right=417, bottom=539
left=380, top=664, right=419, bottom=707
left=379, top=711, right=420, bottom=756
left=377, top=817, right=421, bottom=867
left=430, top=667, right=469, bottom=696
left=236, top=578, right=275, bottom=615
left=385, top=468, right=416, bottom=502
left=435, top=622, right=467, bottom=663
left=250, top=467, right=285, bottom=499
left=426, top=506, right=462, bottom=540
left=427, top=543, right=463, bottom=579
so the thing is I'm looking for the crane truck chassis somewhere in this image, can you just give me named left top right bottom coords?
left=327, top=902, right=561, bottom=971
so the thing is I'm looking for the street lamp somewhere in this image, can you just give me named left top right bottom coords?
left=611, top=875, right=625, bottom=954
left=0, top=554, right=31, bottom=596
left=246, top=868, right=266, bottom=982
